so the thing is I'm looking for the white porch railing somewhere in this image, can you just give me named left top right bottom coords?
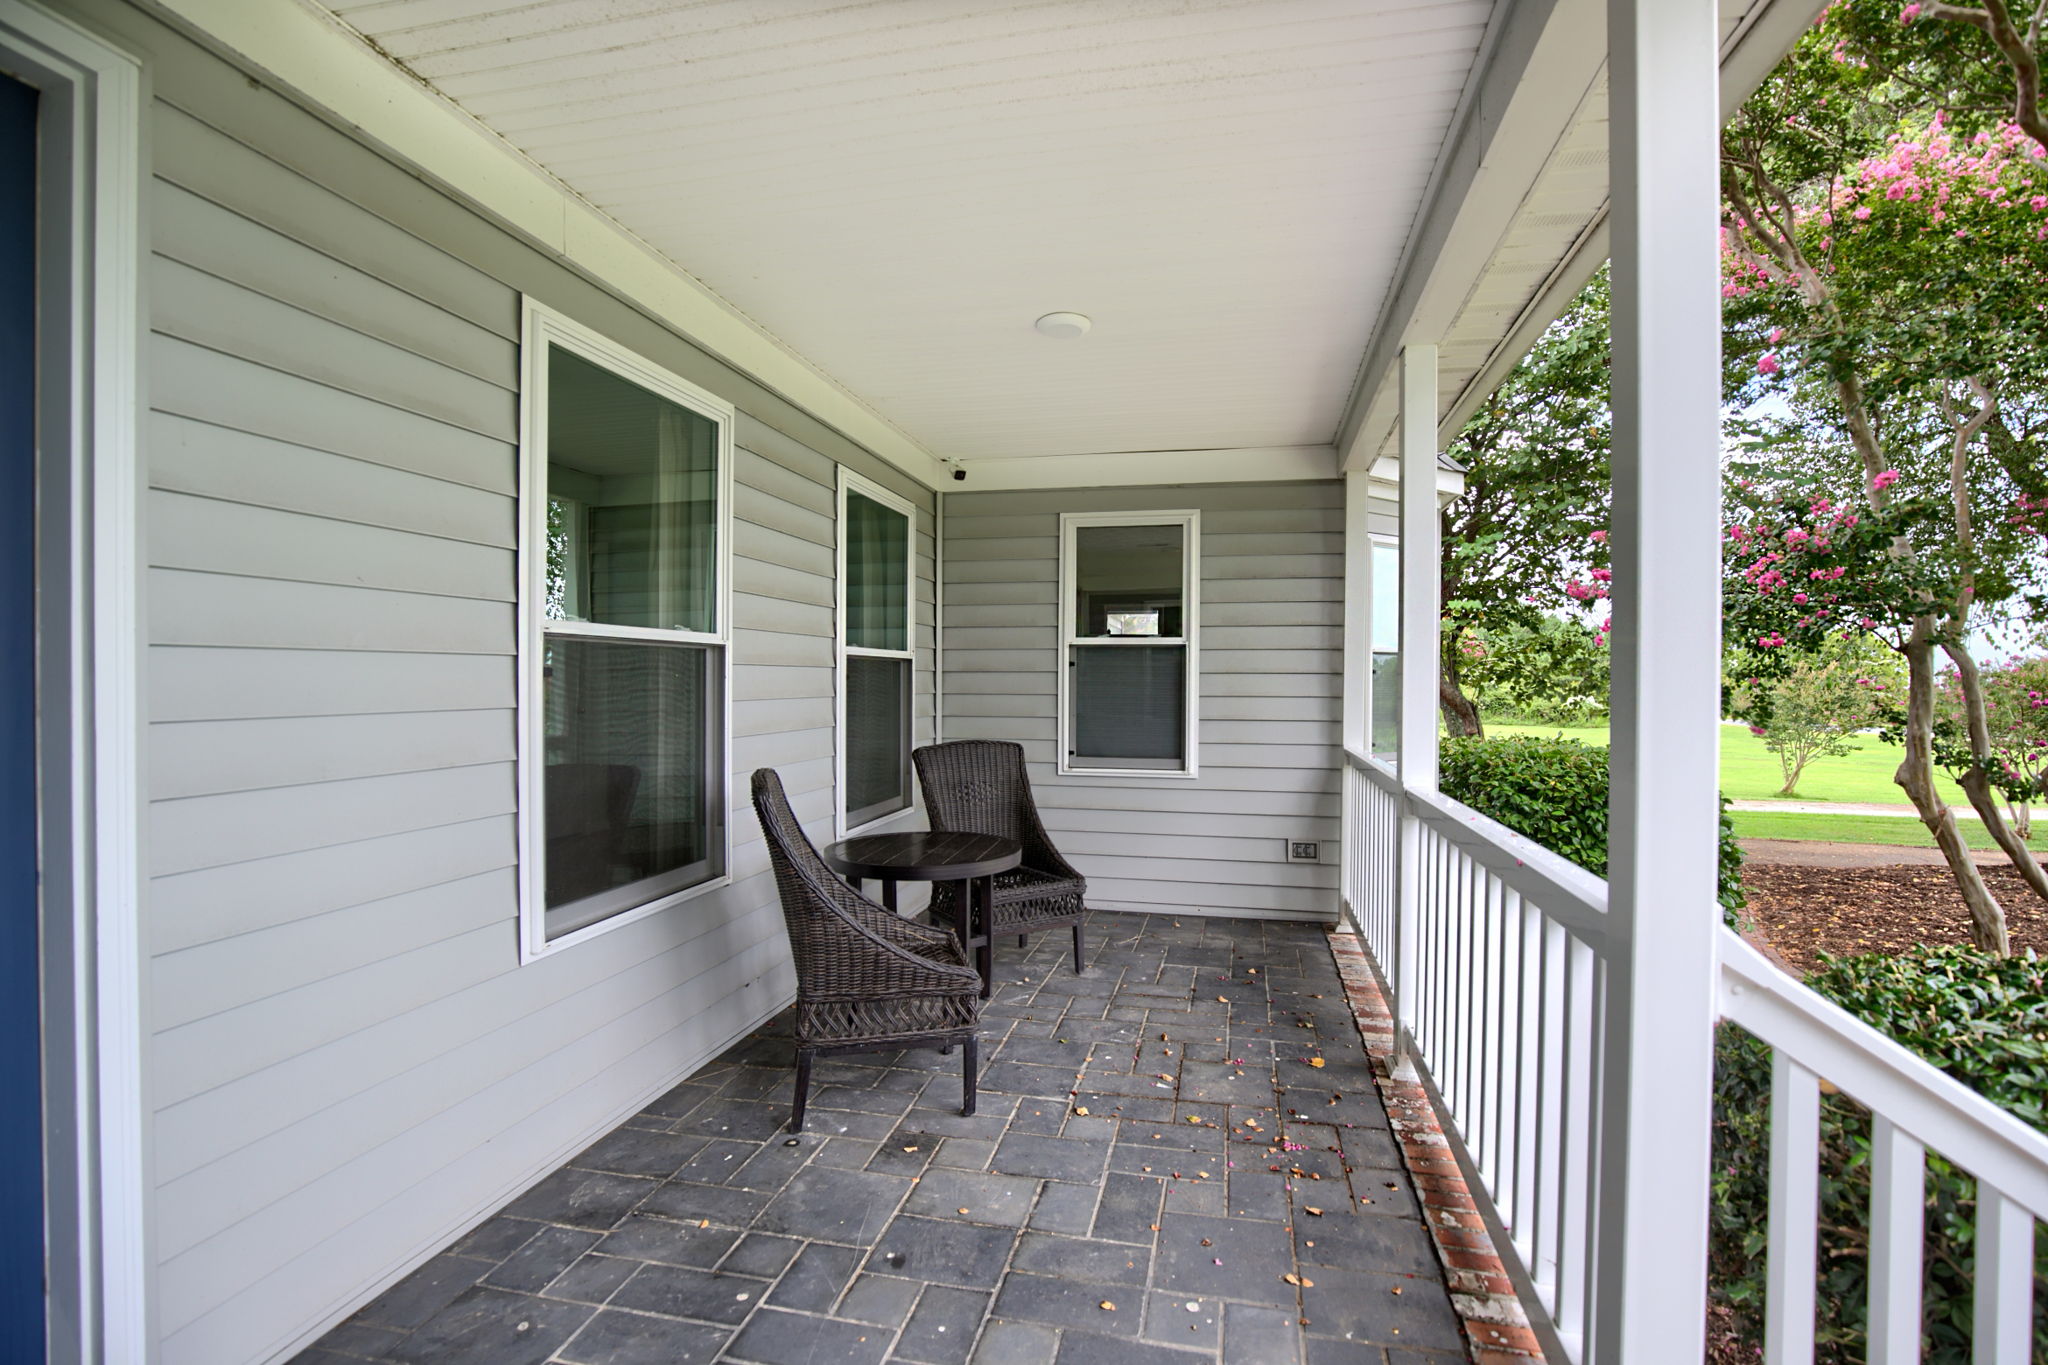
left=1341, top=747, right=2048, bottom=1364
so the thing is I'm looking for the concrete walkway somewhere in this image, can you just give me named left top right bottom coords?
left=1728, top=799, right=1978, bottom=818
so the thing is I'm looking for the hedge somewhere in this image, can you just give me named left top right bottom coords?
left=1438, top=734, right=1748, bottom=924
left=1711, top=947, right=2048, bottom=1361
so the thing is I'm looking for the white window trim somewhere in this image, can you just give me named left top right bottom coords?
left=516, top=298, right=736, bottom=962
left=1057, top=509, right=1201, bottom=779
left=836, top=467, right=920, bottom=838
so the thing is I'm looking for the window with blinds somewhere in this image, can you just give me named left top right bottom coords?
left=520, top=302, right=732, bottom=958
left=838, top=472, right=917, bottom=833
left=1060, top=512, right=1200, bottom=776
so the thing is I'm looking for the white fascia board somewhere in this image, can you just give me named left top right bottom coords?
left=1340, top=0, right=1825, bottom=474
left=954, top=446, right=1338, bottom=491
left=1337, top=0, right=1605, bottom=473
left=154, top=0, right=947, bottom=492
left=1363, top=457, right=1465, bottom=510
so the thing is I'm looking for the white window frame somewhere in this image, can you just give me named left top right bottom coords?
left=1057, top=509, right=1201, bottom=778
left=516, top=298, right=736, bottom=962
left=836, top=468, right=919, bottom=837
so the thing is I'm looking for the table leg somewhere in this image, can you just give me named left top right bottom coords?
left=975, top=874, right=994, bottom=999
left=882, top=879, right=897, bottom=914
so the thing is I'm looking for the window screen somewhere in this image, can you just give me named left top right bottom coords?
left=528, top=320, right=729, bottom=951
left=1062, top=513, right=1197, bottom=775
left=840, top=478, right=916, bottom=830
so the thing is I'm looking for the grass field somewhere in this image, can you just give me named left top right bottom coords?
left=1727, top=809, right=2046, bottom=851
left=1482, top=720, right=1974, bottom=806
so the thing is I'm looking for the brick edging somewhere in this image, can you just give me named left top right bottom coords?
left=1325, top=928, right=1548, bottom=1364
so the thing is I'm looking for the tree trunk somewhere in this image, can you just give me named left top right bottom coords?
left=1939, top=640, right=2048, bottom=909
left=1899, top=622, right=2010, bottom=954
left=1439, top=635, right=1484, bottom=739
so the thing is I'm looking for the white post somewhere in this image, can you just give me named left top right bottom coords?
left=1394, top=344, right=1439, bottom=1057
left=1342, top=470, right=1374, bottom=760
left=1594, top=0, right=1721, bottom=1360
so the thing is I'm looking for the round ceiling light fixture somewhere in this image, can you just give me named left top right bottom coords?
left=1034, top=311, right=1092, bottom=339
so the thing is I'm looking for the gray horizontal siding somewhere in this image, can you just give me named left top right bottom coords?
left=940, top=481, right=1346, bottom=922
left=76, top=3, right=941, bottom=1361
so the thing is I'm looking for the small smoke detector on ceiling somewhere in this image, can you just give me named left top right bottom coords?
left=1034, top=311, right=1091, bottom=339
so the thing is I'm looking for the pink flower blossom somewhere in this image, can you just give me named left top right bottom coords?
left=2031, top=195, right=2047, bottom=211
left=1899, top=2, right=1921, bottom=20
left=1758, top=352, right=1782, bottom=377
left=1588, top=530, right=1608, bottom=544
left=1853, top=205, right=1873, bottom=220
left=1768, top=327, right=1784, bottom=343
left=1872, top=469, right=1900, bottom=491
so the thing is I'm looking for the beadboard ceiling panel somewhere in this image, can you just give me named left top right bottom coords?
left=318, top=0, right=1495, bottom=464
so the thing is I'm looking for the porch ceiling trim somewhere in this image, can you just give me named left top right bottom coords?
left=147, top=0, right=949, bottom=491
left=1338, top=0, right=1828, bottom=474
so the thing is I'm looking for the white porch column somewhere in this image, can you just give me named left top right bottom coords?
left=1593, top=0, right=1721, bottom=1360
left=1393, top=344, right=1439, bottom=1050
left=1341, top=470, right=1374, bottom=760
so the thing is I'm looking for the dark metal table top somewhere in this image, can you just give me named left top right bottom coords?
left=822, top=830, right=1021, bottom=881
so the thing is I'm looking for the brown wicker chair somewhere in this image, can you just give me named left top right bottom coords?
left=750, top=768, right=981, bottom=1133
left=912, top=740, right=1088, bottom=973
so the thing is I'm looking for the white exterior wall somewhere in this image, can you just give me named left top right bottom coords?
left=941, top=482, right=1361, bottom=922
left=69, top=4, right=936, bottom=1361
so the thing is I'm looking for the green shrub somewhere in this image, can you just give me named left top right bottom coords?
left=1711, top=947, right=2048, bottom=1362
left=1438, top=734, right=1748, bottom=924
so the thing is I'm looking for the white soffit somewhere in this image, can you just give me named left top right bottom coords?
left=314, top=0, right=1495, bottom=471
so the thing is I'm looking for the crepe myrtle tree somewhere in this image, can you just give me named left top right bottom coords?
left=1720, top=1, right=2048, bottom=952
left=1438, top=272, right=1612, bottom=737
left=1931, top=654, right=2048, bottom=836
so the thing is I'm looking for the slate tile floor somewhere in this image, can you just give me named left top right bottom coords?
left=296, top=911, right=1467, bottom=1365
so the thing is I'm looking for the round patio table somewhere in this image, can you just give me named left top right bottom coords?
left=822, top=830, right=1020, bottom=999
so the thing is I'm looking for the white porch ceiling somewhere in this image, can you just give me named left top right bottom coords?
left=316, top=0, right=1495, bottom=467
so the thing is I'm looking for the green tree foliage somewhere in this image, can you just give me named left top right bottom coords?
left=1459, top=616, right=1610, bottom=727
left=1727, top=634, right=1905, bottom=795
left=1720, top=0, right=2048, bottom=951
left=1438, top=273, right=1612, bottom=737
left=1933, top=654, right=2048, bottom=836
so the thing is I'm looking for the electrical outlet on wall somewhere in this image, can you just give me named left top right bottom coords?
left=1284, top=840, right=1321, bottom=864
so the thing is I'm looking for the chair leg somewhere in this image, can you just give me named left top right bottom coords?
left=960, top=1034, right=978, bottom=1116
left=791, top=1049, right=814, bottom=1134
left=1072, top=921, right=1085, bottom=973
left=1017, top=934, right=1027, bottom=949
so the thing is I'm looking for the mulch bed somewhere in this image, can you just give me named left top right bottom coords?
left=1742, top=861, right=2048, bottom=974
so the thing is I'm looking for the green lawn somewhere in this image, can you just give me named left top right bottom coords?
left=1728, top=809, right=2046, bottom=851
left=1482, top=720, right=1973, bottom=806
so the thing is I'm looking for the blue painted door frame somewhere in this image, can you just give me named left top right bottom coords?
left=0, top=67, right=48, bottom=1361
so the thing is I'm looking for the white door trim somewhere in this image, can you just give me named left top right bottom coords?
left=0, top=5, right=148, bottom=1360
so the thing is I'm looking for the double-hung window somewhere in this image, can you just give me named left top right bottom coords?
left=1370, top=536, right=1400, bottom=761
left=838, top=470, right=916, bottom=834
left=1059, top=511, right=1200, bottom=776
left=518, top=302, right=733, bottom=958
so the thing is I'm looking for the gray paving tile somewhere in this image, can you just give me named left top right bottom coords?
left=990, top=1271, right=1140, bottom=1335
left=542, top=1253, right=640, bottom=1305
left=480, top=1226, right=598, bottom=1292
left=1300, top=1264, right=1465, bottom=1352
left=990, top=1133, right=1108, bottom=1183
left=1010, top=1232, right=1147, bottom=1285
left=767, top=1242, right=863, bottom=1312
left=636, top=1179, right=770, bottom=1227
left=895, top=1284, right=989, bottom=1365
left=723, top=1307, right=890, bottom=1365
left=1143, top=1289, right=1223, bottom=1352
left=596, top=1214, right=740, bottom=1269
left=570, top=1127, right=710, bottom=1178
left=1293, top=1210, right=1440, bottom=1279
left=867, top=1215, right=1017, bottom=1289
left=754, top=1167, right=912, bottom=1244
left=968, top=1320, right=1058, bottom=1365
left=902, top=1167, right=1041, bottom=1227
left=555, top=1307, right=729, bottom=1364
left=349, top=1253, right=497, bottom=1330
left=607, top=1262, right=769, bottom=1325
left=1025, top=1179, right=1097, bottom=1235
left=502, top=1167, right=658, bottom=1231
left=721, top=1232, right=803, bottom=1278
left=1154, top=1214, right=1294, bottom=1305
left=384, top=1285, right=590, bottom=1365
left=837, top=1271, right=923, bottom=1326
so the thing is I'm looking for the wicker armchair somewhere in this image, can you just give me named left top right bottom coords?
left=912, top=740, right=1088, bottom=973
left=750, top=768, right=981, bottom=1133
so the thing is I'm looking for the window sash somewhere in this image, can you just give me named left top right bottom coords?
left=1058, top=511, right=1200, bottom=777
left=519, top=300, right=735, bottom=962
left=837, top=470, right=918, bottom=835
